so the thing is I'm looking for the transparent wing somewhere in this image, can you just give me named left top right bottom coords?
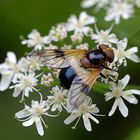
left=67, top=68, right=100, bottom=112
left=33, top=49, right=87, bottom=68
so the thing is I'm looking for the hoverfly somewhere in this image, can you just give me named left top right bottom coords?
left=34, top=44, right=114, bottom=112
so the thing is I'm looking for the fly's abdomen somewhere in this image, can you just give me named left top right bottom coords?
left=59, top=66, right=76, bottom=89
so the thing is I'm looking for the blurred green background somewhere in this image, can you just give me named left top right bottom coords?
left=0, top=0, right=140, bottom=140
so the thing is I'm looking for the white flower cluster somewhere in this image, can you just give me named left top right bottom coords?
left=0, top=10, right=140, bottom=136
left=81, top=0, right=140, bottom=24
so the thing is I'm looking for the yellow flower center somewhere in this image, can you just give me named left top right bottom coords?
left=34, top=35, right=42, bottom=44
left=100, top=32, right=107, bottom=40
left=79, top=104, right=89, bottom=113
left=113, top=88, right=122, bottom=97
left=116, top=49, right=125, bottom=58
left=56, top=94, right=64, bottom=102
left=13, top=64, right=21, bottom=73
left=76, top=21, right=83, bottom=29
left=24, top=78, right=33, bottom=87
left=34, top=106, right=43, bottom=115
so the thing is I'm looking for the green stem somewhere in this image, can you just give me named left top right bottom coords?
left=92, top=82, right=140, bottom=95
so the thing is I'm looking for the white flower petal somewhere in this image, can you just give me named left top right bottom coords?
left=122, top=92, right=138, bottom=104
left=35, top=117, right=44, bottom=136
left=119, top=38, right=128, bottom=50
left=22, top=118, right=34, bottom=127
left=24, top=87, right=32, bottom=97
left=27, top=40, right=35, bottom=47
left=31, top=101, right=39, bottom=108
left=64, top=113, right=80, bottom=125
left=21, top=40, right=27, bottom=45
left=35, top=44, right=42, bottom=51
left=51, top=103, right=58, bottom=112
left=83, top=113, right=92, bottom=131
left=105, top=92, right=114, bottom=101
left=7, top=52, right=17, bottom=64
left=80, top=11, right=95, bottom=25
left=15, top=109, right=32, bottom=118
left=81, top=0, right=96, bottom=8
left=108, top=98, right=118, bottom=116
left=105, top=13, right=115, bottom=22
left=125, top=90, right=140, bottom=95
left=118, top=98, right=128, bottom=117
left=89, top=105, right=99, bottom=113
left=12, top=74, right=20, bottom=83
left=126, top=47, right=138, bottom=53
left=118, top=75, right=130, bottom=89
left=0, top=73, right=13, bottom=91
left=125, top=53, right=140, bottom=63
left=89, top=113, right=99, bottom=124
left=28, top=29, right=38, bottom=38
left=58, top=104, right=63, bottom=112
left=13, top=87, right=23, bottom=97
left=109, top=82, right=117, bottom=91
left=84, top=96, right=92, bottom=104
left=0, top=64, right=9, bottom=74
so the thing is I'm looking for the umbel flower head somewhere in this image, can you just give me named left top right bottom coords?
left=0, top=6, right=140, bottom=136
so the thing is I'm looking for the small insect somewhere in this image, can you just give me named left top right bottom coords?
left=34, top=44, right=114, bottom=112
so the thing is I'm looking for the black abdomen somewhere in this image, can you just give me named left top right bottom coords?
left=59, top=66, right=76, bottom=89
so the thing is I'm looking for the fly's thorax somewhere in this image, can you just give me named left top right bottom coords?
left=86, top=50, right=106, bottom=66
left=80, top=57, right=92, bottom=68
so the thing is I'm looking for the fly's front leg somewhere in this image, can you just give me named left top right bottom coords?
left=100, top=73, right=107, bottom=79
left=103, top=62, right=118, bottom=72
